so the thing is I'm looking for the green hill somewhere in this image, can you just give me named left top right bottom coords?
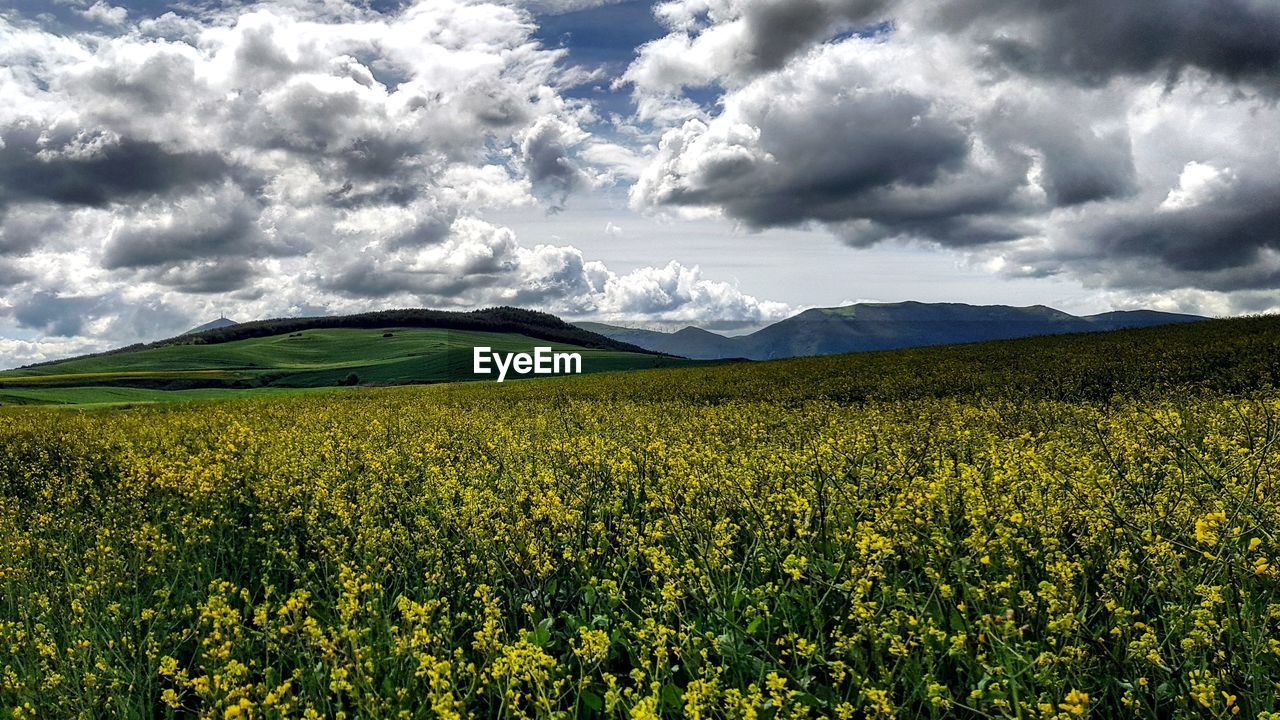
left=0, top=325, right=690, bottom=405
left=13, top=306, right=655, bottom=373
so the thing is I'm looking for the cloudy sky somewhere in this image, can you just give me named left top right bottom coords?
left=1, top=0, right=1278, bottom=367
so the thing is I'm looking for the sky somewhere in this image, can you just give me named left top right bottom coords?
left=1, top=0, right=1278, bottom=367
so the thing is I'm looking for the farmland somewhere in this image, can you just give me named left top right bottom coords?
left=0, top=327, right=685, bottom=406
left=2, top=316, right=1280, bottom=718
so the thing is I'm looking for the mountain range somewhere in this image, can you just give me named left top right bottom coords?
left=577, top=302, right=1206, bottom=360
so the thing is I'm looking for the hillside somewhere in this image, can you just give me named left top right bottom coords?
left=0, top=325, right=691, bottom=405
left=581, top=302, right=1205, bottom=359
left=12, top=306, right=656, bottom=374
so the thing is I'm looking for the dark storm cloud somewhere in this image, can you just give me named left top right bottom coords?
left=731, top=0, right=891, bottom=72
left=0, top=207, right=64, bottom=256
left=832, top=211, right=1036, bottom=249
left=1034, top=138, right=1136, bottom=207
left=12, top=291, right=107, bottom=337
left=634, top=0, right=1280, bottom=96
left=0, top=259, right=32, bottom=289
left=0, top=123, right=231, bottom=211
left=929, top=0, right=1280, bottom=91
left=144, top=259, right=260, bottom=294
left=1050, top=177, right=1280, bottom=291
left=690, top=92, right=971, bottom=223
left=319, top=261, right=496, bottom=299
left=639, top=80, right=1036, bottom=245
left=100, top=191, right=293, bottom=276
left=382, top=213, right=454, bottom=249
left=980, top=98, right=1137, bottom=207
left=326, top=182, right=409, bottom=208
left=521, top=117, right=592, bottom=209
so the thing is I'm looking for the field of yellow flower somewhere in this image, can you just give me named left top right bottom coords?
left=3, top=318, right=1280, bottom=718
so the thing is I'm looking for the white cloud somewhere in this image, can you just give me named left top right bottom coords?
left=79, top=2, right=128, bottom=27
left=516, top=0, right=629, bottom=15
left=596, top=260, right=791, bottom=322
left=317, top=216, right=793, bottom=323
left=1160, top=162, right=1237, bottom=211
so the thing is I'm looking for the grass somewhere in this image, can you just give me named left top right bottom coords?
left=0, top=385, right=356, bottom=407
left=0, top=328, right=691, bottom=403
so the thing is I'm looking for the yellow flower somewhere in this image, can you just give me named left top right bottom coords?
left=1060, top=689, right=1089, bottom=716
left=574, top=628, right=610, bottom=664
left=161, top=689, right=180, bottom=709
left=1195, top=512, right=1227, bottom=547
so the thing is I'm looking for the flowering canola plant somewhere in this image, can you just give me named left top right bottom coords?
left=1, top=354, right=1280, bottom=718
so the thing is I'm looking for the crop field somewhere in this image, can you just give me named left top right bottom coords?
left=2, top=317, right=1280, bottom=718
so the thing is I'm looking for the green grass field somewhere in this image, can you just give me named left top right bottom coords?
left=0, top=385, right=357, bottom=407
left=0, top=328, right=690, bottom=404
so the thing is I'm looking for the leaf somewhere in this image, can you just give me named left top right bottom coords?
left=796, top=692, right=823, bottom=708
left=661, top=683, right=683, bottom=709
left=528, top=617, right=554, bottom=646
left=581, top=691, right=604, bottom=712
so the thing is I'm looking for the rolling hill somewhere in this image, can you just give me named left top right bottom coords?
left=580, top=302, right=1206, bottom=359
left=0, top=308, right=690, bottom=405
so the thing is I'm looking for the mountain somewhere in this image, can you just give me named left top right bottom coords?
left=579, top=302, right=1206, bottom=360
left=1083, top=310, right=1202, bottom=331
left=184, top=317, right=238, bottom=335
left=577, top=322, right=745, bottom=359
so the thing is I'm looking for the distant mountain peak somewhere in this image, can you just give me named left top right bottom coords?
left=673, top=326, right=721, bottom=336
left=184, top=317, right=239, bottom=335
